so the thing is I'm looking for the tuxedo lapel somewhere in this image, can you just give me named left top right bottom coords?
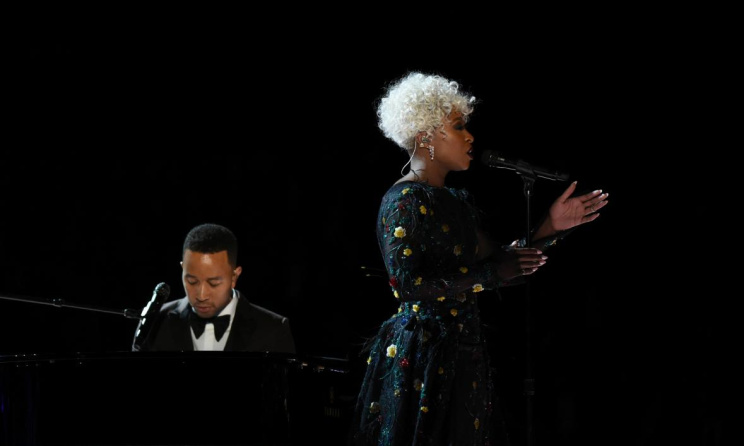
left=224, top=292, right=257, bottom=351
left=164, top=299, right=195, bottom=351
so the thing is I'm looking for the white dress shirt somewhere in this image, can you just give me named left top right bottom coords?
left=190, top=290, right=237, bottom=351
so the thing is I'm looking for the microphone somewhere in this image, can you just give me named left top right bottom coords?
left=132, top=282, right=170, bottom=351
left=481, top=150, right=569, bottom=181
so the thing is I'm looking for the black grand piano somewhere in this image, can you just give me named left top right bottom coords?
left=0, top=351, right=359, bottom=445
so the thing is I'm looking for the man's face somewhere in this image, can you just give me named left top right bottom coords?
left=181, top=249, right=241, bottom=318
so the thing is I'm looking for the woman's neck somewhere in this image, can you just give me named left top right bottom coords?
left=398, top=170, right=445, bottom=187
left=403, top=161, right=446, bottom=187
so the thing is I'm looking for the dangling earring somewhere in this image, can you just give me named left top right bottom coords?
left=419, top=136, right=434, bottom=160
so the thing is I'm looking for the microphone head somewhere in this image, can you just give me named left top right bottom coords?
left=154, top=282, right=170, bottom=301
left=480, top=149, right=495, bottom=166
left=480, top=149, right=505, bottom=168
left=134, top=282, right=170, bottom=351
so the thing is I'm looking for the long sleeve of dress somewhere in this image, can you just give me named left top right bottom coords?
left=352, top=182, right=513, bottom=445
left=513, top=226, right=577, bottom=251
left=377, top=183, right=503, bottom=303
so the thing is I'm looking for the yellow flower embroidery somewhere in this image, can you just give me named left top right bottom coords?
left=419, top=205, right=427, bottom=215
left=420, top=406, right=429, bottom=413
left=369, top=402, right=380, bottom=413
left=394, top=388, right=401, bottom=397
left=459, top=266, right=468, bottom=274
left=437, top=296, right=446, bottom=302
left=414, top=277, right=423, bottom=285
left=403, top=248, right=412, bottom=256
left=386, top=344, right=397, bottom=358
left=398, top=306, right=402, bottom=313
left=474, top=418, right=480, bottom=430
left=394, top=226, right=406, bottom=238
left=412, top=304, right=419, bottom=312
left=472, top=284, right=484, bottom=293
left=394, top=290, right=399, bottom=299
left=382, top=216, right=386, bottom=224
left=413, top=379, right=423, bottom=391
left=441, top=224, right=450, bottom=233
left=367, top=356, right=372, bottom=365
left=438, top=367, right=444, bottom=375
left=453, top=245, right=462, bottom=256
left=450, top=309, right=458, bottom=317
left=402, top=188, right=410, bottom=195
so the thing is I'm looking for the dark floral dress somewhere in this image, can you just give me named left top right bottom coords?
left=349, top=181, right=513, bottom=446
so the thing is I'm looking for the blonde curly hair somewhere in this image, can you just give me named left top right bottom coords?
left=377, top=72, right=476, bottom=152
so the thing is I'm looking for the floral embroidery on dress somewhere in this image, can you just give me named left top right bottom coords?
left=350, top=181, right=511, bottom=445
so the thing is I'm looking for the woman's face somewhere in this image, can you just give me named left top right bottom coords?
left=431, top=110, right=475, bottom=172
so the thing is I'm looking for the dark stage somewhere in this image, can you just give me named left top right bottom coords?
left=1, top=25, right=731, bottom=445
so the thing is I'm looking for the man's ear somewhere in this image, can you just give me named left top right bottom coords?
left=232, top=266, right=242, bottom=285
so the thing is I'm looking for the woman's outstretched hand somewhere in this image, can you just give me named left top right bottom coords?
left=548, top=181, right=609, bottom=232
left=495, top=247, right=548, bottom=281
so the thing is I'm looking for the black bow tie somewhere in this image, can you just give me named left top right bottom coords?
left=188, top=312, right=231, bottom=341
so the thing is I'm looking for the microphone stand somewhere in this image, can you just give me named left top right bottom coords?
left=521, top=173, right=536, bottom=446
left=0, top=293, right=142, bottom=319
left=501, top=161, right=565, bottom=446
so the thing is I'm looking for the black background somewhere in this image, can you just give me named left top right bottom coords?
left=1, top=16, right=733, bottom=445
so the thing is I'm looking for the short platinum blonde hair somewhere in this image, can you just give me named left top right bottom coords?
left=377, top=72, right=475, bottom=151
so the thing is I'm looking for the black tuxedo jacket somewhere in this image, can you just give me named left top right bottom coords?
left=134, top=290, right=296, bottom=353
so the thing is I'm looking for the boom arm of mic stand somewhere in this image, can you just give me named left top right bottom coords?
left=0, top=293, right=143, bottom=319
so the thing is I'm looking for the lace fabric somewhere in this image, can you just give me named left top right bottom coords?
left=349, top=181, right=511, bottom=445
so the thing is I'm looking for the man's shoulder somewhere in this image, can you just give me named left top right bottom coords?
left=236, top=296, right=289, bottom=324
left=160, top=297, right=188, bottom=314
left=245, top=302, right=289, bottom=322
left=234, top=291, right=284, bottom=315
